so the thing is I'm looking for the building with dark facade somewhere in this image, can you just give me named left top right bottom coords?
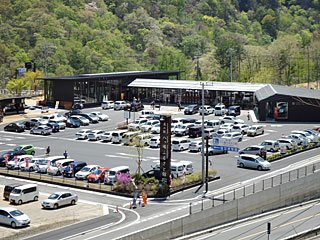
left=40, top=71, right=180, bottom=109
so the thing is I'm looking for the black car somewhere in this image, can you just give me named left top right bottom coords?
left=181, top=118, right=197, bottom=124
left=76, top=113, right=99, bottom=123
left=142, top=169, right=161, bottom=180
left=0, top=151, right=25, bottom=167
left=65, top=109, right=82, bottom=118
left=46, top=122, right=60, bottom=133
left=4, top=123, right=25, bottom=132
left=184, top=105, right=199, bottom=115
left=129, top=101, right=144, bottom=112
left=66, top=118, right=81, bottom=128
left=188, top=126, right=202, bottom=138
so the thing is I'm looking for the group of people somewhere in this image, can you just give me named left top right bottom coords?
left=46, top=146, right=68, bottom=159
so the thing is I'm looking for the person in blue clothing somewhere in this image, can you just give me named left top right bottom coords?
left=63, top=150, right=68, bottom=159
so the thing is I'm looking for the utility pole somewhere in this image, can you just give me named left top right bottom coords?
left=201, top=83, right=205, bottom=185
left=229, top=48, right=233, bottom=82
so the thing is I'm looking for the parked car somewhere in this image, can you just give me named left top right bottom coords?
left=227, top=105, right=241, bottom=116
left=205, top=146, right=228, bottom=155
left=260, top=140, right=280, bottom=152
left=66, top=118, right=81, bottom=128
left=90, top=111, right=109, bottom=121
left=221, top=132, right=243, bottom=142
left=75, top=165, right=101, bottom=180
left=41, top=192, right=78, bottom=209
left=140, top=120, right=160, bottom=132
left=7, top=155, right=33, bottom=170
left=19, top=158, right=37, bottom=172
left=13, top=144, right=35, bottom=155
left=41, top=113, right=67, bottom=122
left=77, top=113, right=99, bottom=124
left=0, top=151, right=27, bottom=167
left=46, top=122, right=60, bottom=133
left=0, top=207, right=30, bottom=228
left=49, top=120, right=66, bottom=130
left=111, top=130, right=127, bottom=144
left=239, top=145, right=267, bottom=157
left=100, top=131, right=114, bottom=142
left=101, top=100, right=114, bottom=109
left=172, top=138, right=191, bottom=151
left=4, top=122, right=25, bottom=132
left=104, top=166, right=130, bottom=185
left=87, top=167, right=109, bottom=183
left=204, top=128, right=216, bottom=138
left=184, top=105, right=199, bottom=115
left=214, top=128, right=229, bottom=138
left=231, top=124, right=250, bottom=135
left=63, top=161, right=87, bottom=177
left=142, top=169, right=161, bottom=180
left=219, top=116, right=244, bottom=124
left=291, top=130, right=318, bottom=143
left=20, top=120, right=38, bottom=130
left=29, top=117, right=48, bottom=126
left=149, top=136, right=161, bottom=148
left=69, top=115, right=90, bottom=126
left=214, top=104, right=226, bottom=116
left=219, top=123, right=234, bottom=131
left=247, top=125, right=264, bottom=136
left=75, top=129, right=92, bottom=140
left=188, top=141, right=203, bottom=152
left=9, top=184, right=39, bottom=205
left=3, top=184, right=22, bottom=201
left=199, top=105, right=214, bottom=115
left=150, top=123, right=161, bottom=134
left=114, top=101, right=129, bottom=110
left=133, top=133, right=153, bottom=146
left=34, top=159, right=51, bottom=173
left=87, top=130, right=106, bottom=141
left=30, top=125, right=51, bottom=135
left=206, top=120, right=220, bottom=130
left=173, top=123, right=195, bottom=136
left=47, top=159, right=74, bottom=176
left=237, top=154, right=271, bottom=170
left=128, top=118, right=148, bottom=131
left=287, top=134, right=310, bottom=146
left=129, top=101, right=144, bottom=112
left=277, top=138, right=297, bottom=150
left=188, top=126, right=202, bottom=138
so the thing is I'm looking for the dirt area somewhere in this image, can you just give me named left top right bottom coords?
left=0, top=185, right=106, bottom=240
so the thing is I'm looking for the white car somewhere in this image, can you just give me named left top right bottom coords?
left=219, top=123, right=234, bottom=131
left=100, top=131, right=114, bottom=142
left=189, top=141, right=203, bottom=152
left=90, top=112, right=109, bottom=121
left=277, top=138, right=297, bottom=150
left=47, top=159, right=74, bottom=176
left=30, top=117, right=49, bottom=126
left=134, top=133, right=153, bottom=146
left=75, top=165, right=100, bottom=180
left=287, top=134, right=310, bottom=146
left=87, top=130, right=106, bottom=141
left=231, top=124, right=250, bottom=135
left=41, top=192, right=78, bottom=209
left=172, top=138, right=191, bottom=151
left=149, top=136, right=161, bottom=148
left=260, top=140, right=280, bottom=152
left=140, top=120, right=160, bottom=132
left=42, top=113, right=67, bottom=123
left=247, top=125, right=264, bottom=136
left=114, top=100, right=128, bottom=110
left=20, top=158, right=38, bottom=172
left=128, top=118, right=148, bottom=131
left=221, top=132, right=243, bottom=142
left=30, top=125, right=52, bottom=135
left=150, top=123, right=161, bottom=134
left=219, top=116, right=244, bottom=124
left=101, top=100, right=114, bottom=109
left=70, top=115, right=90, bottom=126
left=34, top=159, right=51, bottom=173
left=49, top=120, right=66, bottom=130
left=0, top=207, right=30, bottom=228
left=214, top=104, right=226, bottom=116
left=75, top=129, right=92, bottom=140
left=199, top=105, right=214, bottom=115
left=7, top=155, right=33, bottom=170
left=291, top=130, right=317, bottom=143
left=214, top=128, right=229, bottom=138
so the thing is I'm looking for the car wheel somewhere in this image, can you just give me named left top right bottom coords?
left=15, top=129, right=18, bottom=132
left=31, top=151, right=35, bottom=155
left=30, top=130, right=34, bottom=134
left=54, top=203, right=59, bottom=209
left=180, top=147, right=183, bottom=151
left=270, top=148, right=274, bottom=152
left=257, top=166, right=262, bottom=171
left=208, top=151, right=213, bottom=156
left=198, top=148, right=202, bottom=152
left=18, top=200, right=22, bottom=205
left=221, top=121, right=225, bottom=124
left=29, top=167, right=33, bottom=172
left=71, top=200, right=76, bottom=205
left=262, top=130, right=264, bottom=135
left=41, top=131, right=45, bottom=135
left=11, top=221, right=17, bottom=228
left=239, top=163, right=244, bottom=168
left=157, top=144, right=160, bottom=148
left=34, top=196, right=38, bottom=201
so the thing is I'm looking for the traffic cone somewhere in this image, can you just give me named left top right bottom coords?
left=129, top=202, right=132, bottom=209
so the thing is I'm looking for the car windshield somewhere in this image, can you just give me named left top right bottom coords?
left=38, top=160, right=48, bottom=164
left=48, top=193, right=60, bottom=199
left=10, top=210, right=23, bottom=217
left=93, top=169, right=102, bottom=175
left=81, top=167, right=91, bottom=172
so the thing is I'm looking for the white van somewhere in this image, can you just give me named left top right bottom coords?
left=111, top=130, right=127, bottom=144
left=206, top=120, right=220, bottom=130
left=171, top=162, right=186, bottom=178
left=101, top=100, right=114, bottom=109
left=122, top=131, right=141, bottom=145
left=104, top=166, right=130, bottom=184
left=214, top=104, right=226, bottom=116
left=9, top=184, right=39, bottom=205
left=172, top=138, right=191, bottom=151
left=179, top=161, right=194, bottom=175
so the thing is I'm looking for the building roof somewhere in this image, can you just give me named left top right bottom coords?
left=39, top=71, right=180, bottom=81
left=255, top=84, right=320, bottom=101
left=128, top=79, right=267, bottom=92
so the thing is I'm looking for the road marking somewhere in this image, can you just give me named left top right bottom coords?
left=266, top=129, right=277, bottom=132
left=5, top=143, right=16, bottom=146
left=270, top=124, right=283, bottom=127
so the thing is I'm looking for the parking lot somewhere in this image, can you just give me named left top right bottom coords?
left=0, top=185, right=105, bottom=239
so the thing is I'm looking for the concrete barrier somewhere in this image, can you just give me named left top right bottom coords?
left=121, top=171, right=320, bottom=240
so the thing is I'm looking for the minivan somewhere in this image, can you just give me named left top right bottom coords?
left=104, top=166, right=130, bottom=184
left=214, top=104, right=226, bottom=116
left=206, top=120, right=220, bottom=130
left=122, top=131, right=141, bottom=145
left=9, top=184, right=39, bottom=205
left=260, top=140, right=280, bottom=152
left=227, top=105, right=241, bottom=116
left=172, top=138, right=191, bottom=151
left=171, top=162, right=187, bottom=178
left=63, top=161, right=87, bottom=177
left=111, top=130, right=127, bottom=144
left=3, top=184, right=22, bottom=201
left=237, top=154, right=271, bottom=171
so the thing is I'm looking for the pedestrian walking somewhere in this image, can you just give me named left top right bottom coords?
left=63, top=150, right=68, bottom=159
left=150, top=100, right=155, bottom=110
left=46, top=146, right=50, bottom=156
left=247, top=112, right=250, bottom=121
left=178, top=102, right=182, bottom=111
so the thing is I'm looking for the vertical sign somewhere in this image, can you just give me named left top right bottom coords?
left=159, top=115, right=171, bottom=189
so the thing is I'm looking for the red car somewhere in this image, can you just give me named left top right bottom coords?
left=87, top=168, right=109, bottom=183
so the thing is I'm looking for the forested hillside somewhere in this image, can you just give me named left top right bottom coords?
left=0, top=0, right=320, bottom=92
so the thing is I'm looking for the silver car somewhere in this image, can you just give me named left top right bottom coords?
left=237, top=154, right=271, bottom=171
left=0, top=207, right=31, bottom=228
left=30, top=125, right=51, bottom=135
left=41, top=192, right=78, bottom=209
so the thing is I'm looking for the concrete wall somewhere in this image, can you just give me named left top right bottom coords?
left=122, top=171, right=320, bottom=240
